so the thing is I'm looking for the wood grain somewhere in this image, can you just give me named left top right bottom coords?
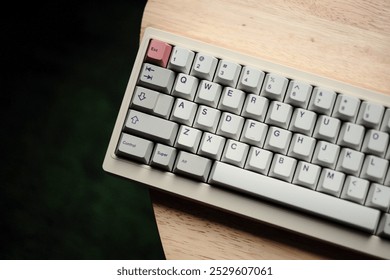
left=151, top=191, right=373, bottom=259
left=141, top=0, right=390, bottom=259
left=141, top=0, right=390, bottom=94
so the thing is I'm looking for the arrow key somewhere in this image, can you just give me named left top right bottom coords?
left=341, top=175, right=369, bottom=204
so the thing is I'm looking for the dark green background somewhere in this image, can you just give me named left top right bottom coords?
left=2, top=1, right=165, bottom=259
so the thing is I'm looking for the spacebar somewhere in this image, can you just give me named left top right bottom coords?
left=208, top=162, right=381, bottom=233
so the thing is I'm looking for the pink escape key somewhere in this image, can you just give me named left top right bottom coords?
left=145, top=39, right=172, bottom=68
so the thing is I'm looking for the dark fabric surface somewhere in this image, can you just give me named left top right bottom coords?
left=1, top=0, right=164, bottom=259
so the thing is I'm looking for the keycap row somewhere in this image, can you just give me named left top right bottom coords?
left=142, top=41, right=390, bottom=131
left=124, top=109, right=390, bottom=187
left=132, top=85, right=390, bottom=159
left=116, top=127, right=390, bottom=214
left=117, top=129, right=390, bottom=238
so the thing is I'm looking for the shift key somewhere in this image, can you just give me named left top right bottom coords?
left=124, top=109, right=179, bottom=145
left=138, top=63, right=175, bottom=94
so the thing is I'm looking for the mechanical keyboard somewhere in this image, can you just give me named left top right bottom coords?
left=103, top=27, right=390, bottom=259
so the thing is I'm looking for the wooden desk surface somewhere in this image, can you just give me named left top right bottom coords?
left=141, top=0, right=390, bottom=259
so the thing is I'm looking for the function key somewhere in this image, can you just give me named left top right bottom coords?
left=145, top=39, right=172, bottom=68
